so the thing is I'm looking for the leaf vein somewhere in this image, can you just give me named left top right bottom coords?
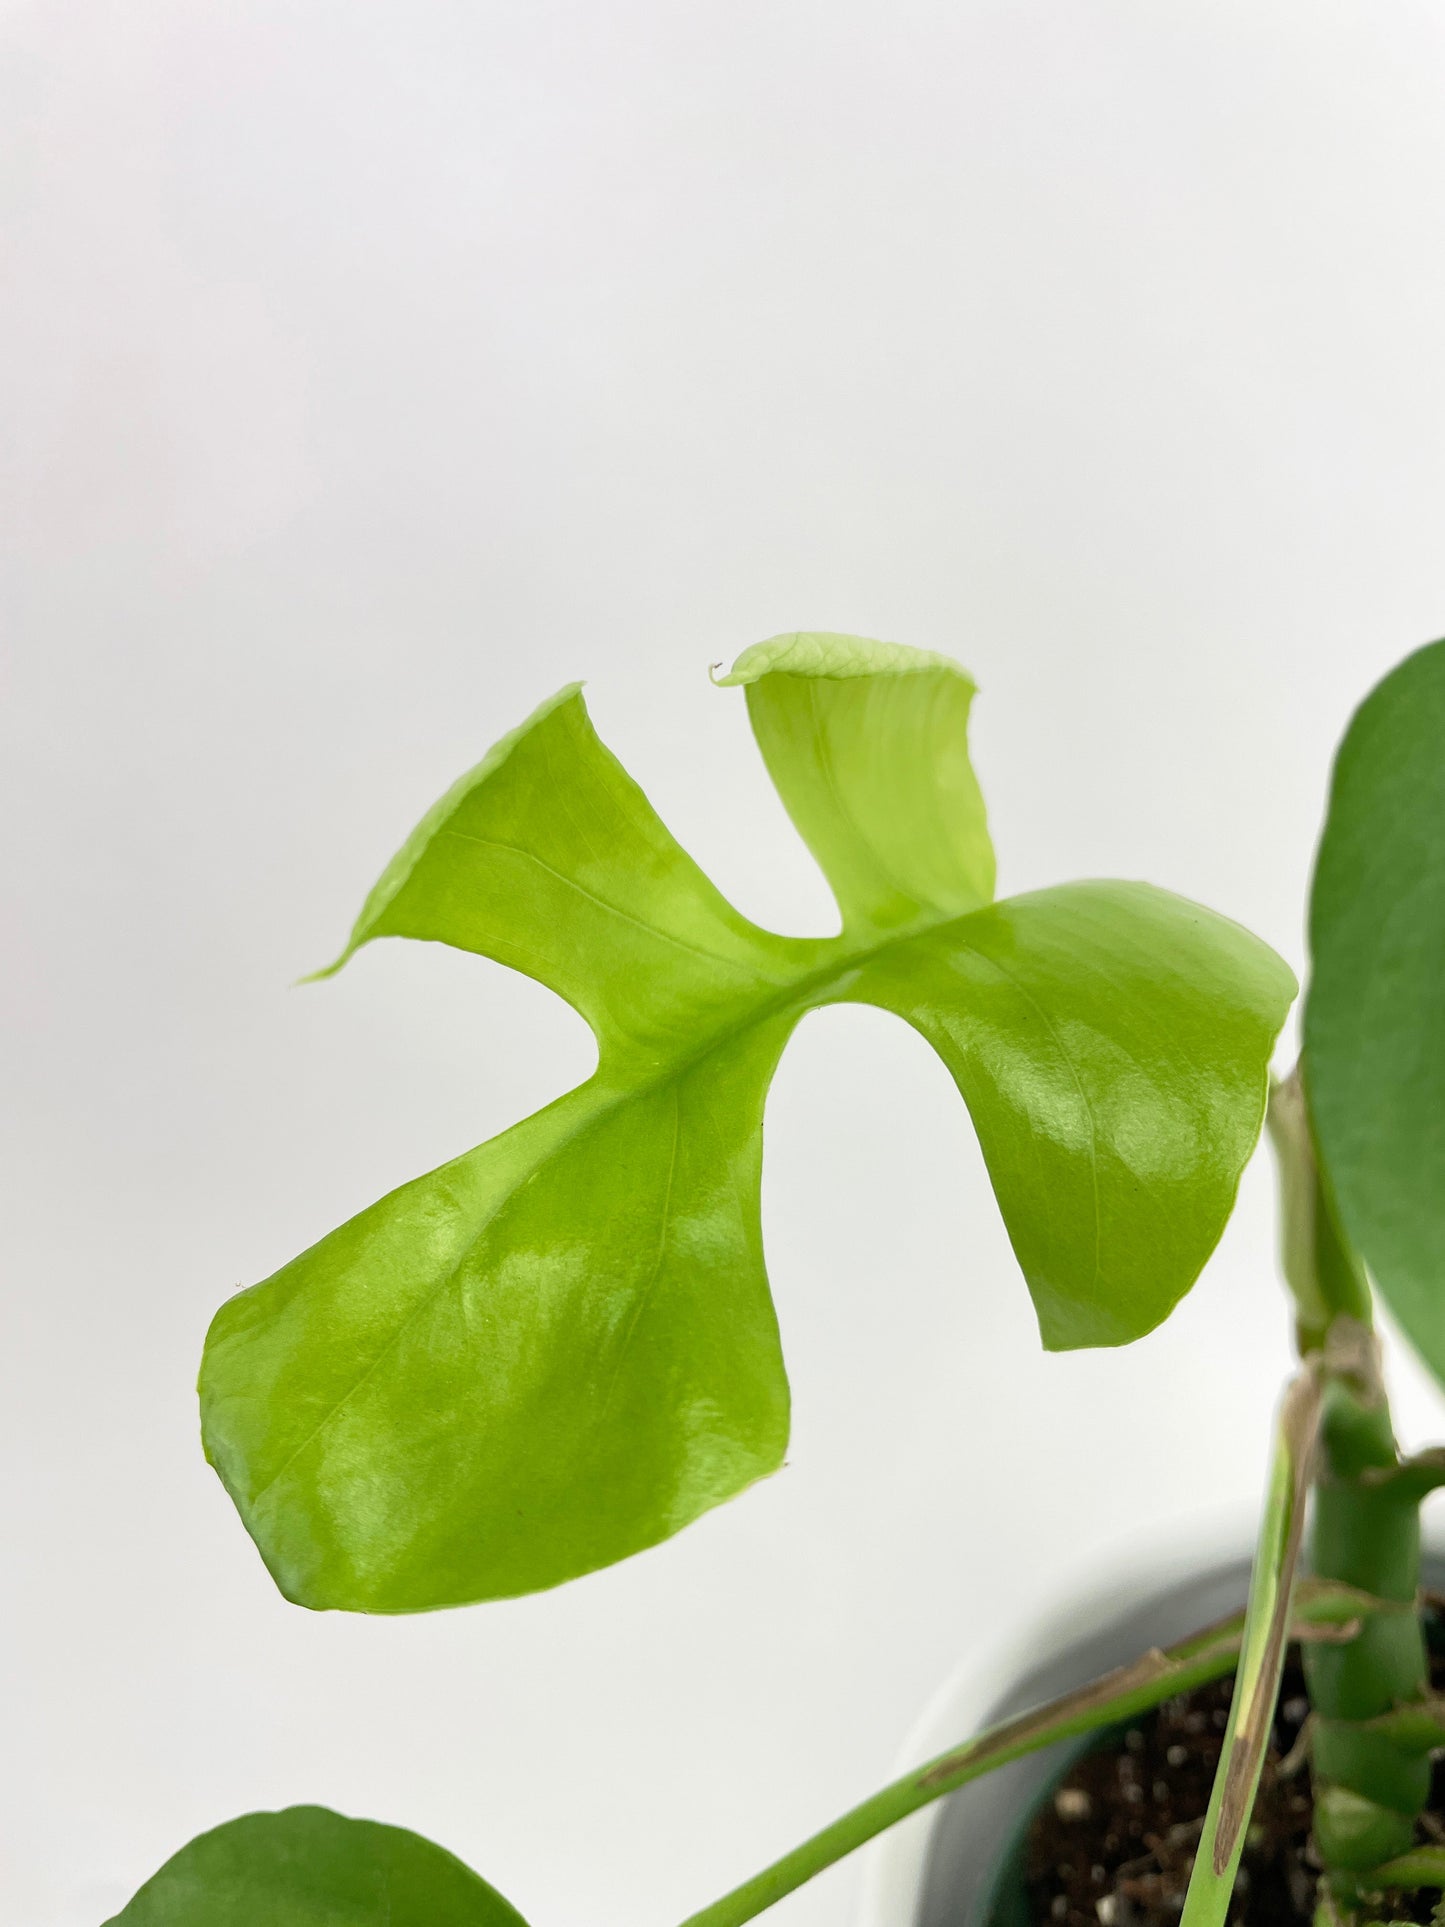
left=436, top=827, right=785, bottom=983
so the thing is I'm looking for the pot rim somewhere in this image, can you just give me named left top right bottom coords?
left=853, top=1503, right=1259, bottom=1927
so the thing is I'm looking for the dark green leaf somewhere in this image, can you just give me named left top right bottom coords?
left=104, top=1806, right=525, bottom=1927
left=1306, top=638, right=1445, bottom=1384
left=202, top=634, right=1294, bottom=1610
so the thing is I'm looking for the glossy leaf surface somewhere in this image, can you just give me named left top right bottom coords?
left=718, top=634, right=994, bottom=933
left=202, top=634, right=1295, bottom=1610
left=1306, top=638, right=1445, bottom=1385
left=105, top=1806, right=525, bottom=1927
left=850, top=880, right=1292, bottom=1350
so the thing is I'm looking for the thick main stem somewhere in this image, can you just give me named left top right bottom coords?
left=1306, top=1359, right=1433, bottom=1878
left=1269, top=1069, right=1436, bottom=1890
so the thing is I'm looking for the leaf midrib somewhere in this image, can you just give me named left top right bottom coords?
left=243, top=896, right=1014, bottom=1515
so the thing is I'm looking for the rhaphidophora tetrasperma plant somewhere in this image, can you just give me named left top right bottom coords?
left=109, top=634, right=1445, bottom=1927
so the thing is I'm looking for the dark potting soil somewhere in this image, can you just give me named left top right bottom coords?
left=1018, top=1609, right=1445, bottom=1927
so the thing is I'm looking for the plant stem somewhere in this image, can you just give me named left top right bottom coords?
left=674, top=1585, right=1382, bottom=1927
left=1347, top=1844, right=1445, bottom=1892
left=1180, top=1367, right=1322, bottom=1927
left=1267, top=1070, right=1371, bottom=1353
left=1305, top=1332, right=1433, bottom=1877
left=1269, top=1065, right=1438, bottom=1889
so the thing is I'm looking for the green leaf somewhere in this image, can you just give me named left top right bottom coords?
left=849, top=880, right=1293, bottom=1349
left=1305, top=638, right=1445, bottom=1385
left=1333, top=1845, right=1445, bottom=1903
left=718, top=633, right=994, bottom=933
left=104, top=1806, right=526, bottom=1927
left=305, top=681, right=800, bottom=1070
left=201, top=634, right=1295, bottom=1610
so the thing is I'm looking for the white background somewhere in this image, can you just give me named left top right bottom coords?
left=5, top=5, right=1445, bottom=1924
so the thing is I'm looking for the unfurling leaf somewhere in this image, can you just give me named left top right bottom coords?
left=1306, top=638, right=1445, bottom=1386
left=104, top=1806, right=525, bottom=1927
left=201, top=633, right=1295, bottom=1610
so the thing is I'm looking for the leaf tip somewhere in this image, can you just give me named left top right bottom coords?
left=294, top=950, right=351, bottom=987
left=716, top=631, right=975, bottom=688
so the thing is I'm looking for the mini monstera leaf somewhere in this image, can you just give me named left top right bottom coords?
left=1306, top=637, right=1445, bottom=1383
left=105, top=1806, right=525, bottom=1927
left=200, top=633, right=1295, bottom=1611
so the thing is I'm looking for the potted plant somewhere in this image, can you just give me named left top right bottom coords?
left=106, top=631, right=1445, bottom=1927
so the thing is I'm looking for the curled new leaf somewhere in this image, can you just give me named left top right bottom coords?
left=201, top=633, right=1295, bottom=1610
left=104, top=1806, right=525, bottom=1927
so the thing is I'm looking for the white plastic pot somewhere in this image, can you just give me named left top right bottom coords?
left=855, top=1517, right=1259, bottom=1927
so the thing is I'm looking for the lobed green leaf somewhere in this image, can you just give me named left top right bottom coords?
left=201, top=634, right=1295, bottom=1610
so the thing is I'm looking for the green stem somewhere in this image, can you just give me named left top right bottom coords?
left=1305, top=1346, right=1433, bottom=1876
left=1268, top=1064, right=1437, bottom=1889
left=1180, top=1367, right=1323, bottom=1927
left=675, top=1584, right=1382, bottom=1927
left=1348, top=1844, right=1445, bottom=1893
left=1267, top=1070, right=1372, bottom=1352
